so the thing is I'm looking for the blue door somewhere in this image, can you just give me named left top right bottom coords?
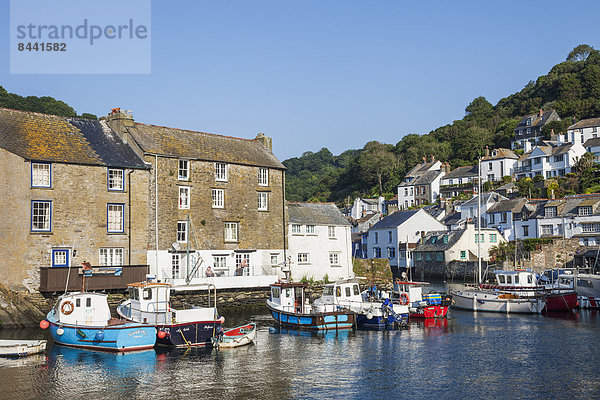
left=51, top=249, right=70, bottom=267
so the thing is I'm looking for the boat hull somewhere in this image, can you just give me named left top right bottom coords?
left=450, top=290, right=545, bottom=314
left=0, top=340, right=47, bottom=357
left=47, top=319, right=156, bottom=352
left=218, top=323, right=257, bottom=348
left=410, top=305, right=448, bottom=319
left=267, top=303, right=355, bottom=330
left=543, top=292, right=578, bottom=312
left=156, top=321, right=221, bottom=347
left=578, top=296, right=600, bottom=309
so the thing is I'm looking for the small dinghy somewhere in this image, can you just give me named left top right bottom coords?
left=0, top=339, right=47, bottom=357
left=215, top=323, right=256, bottom=348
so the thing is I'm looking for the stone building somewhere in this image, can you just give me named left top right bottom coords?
left=0, top=108, right=149, bottom=292
left=103, top=109, right=286, bottom=285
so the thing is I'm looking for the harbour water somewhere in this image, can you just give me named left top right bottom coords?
left=1, top=289, right=599, bottom=399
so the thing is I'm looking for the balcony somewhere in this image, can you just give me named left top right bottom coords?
left=514, top=165, right=532, bottom=173
left=39, top=265, right=149, bottom=292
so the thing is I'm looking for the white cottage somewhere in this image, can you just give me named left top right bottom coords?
left=287, top=202, right=353, bottom=281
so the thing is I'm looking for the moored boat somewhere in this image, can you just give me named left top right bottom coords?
left=542, top=271, right=600, bottom=309
left=391, top=280, right=450, bottom=318
left=117, top=280, right=222, bottom=348
left=0, top=340, right=47, bottom=357
left=42, top=292, right=156, bottom=352
left=215, top=323, right=257, bottom=348
left=312, top=278, right=408, bottom=329
left=266, top=282, right=356, bottom=330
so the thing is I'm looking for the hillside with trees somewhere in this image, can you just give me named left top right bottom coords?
left=284, top=44, right=600, bottom=204
left=0, top=85, right=97, bottom=119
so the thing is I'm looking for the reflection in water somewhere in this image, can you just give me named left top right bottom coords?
left=0, top=301, right=599, bottom=399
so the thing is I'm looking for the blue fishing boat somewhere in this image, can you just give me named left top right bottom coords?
left=42, top=292, right=156, bottom=352
left=266, top=282, right=356, bottom=330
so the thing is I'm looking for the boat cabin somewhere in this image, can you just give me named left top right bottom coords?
left=318, top=278, right=362, bottom=310
left=393, top=281, right=427, bottom=304
left=493, top=270, right=537, bottom=287
left=53, top=292, right=111, bottom=326
left=269, top=283, right=308, bottom=314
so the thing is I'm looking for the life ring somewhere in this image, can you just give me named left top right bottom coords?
left=400, top=293, right=409, bottom=305
left=61, top=301, right=74, bottom=315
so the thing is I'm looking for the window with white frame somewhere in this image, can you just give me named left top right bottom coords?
left=31, top=163, right=51, bottom=187
left=545, top=207, right=557, bottom=218
left=108, top=168, right=124, bottom=191
left=225, top=222, right=238, bottom=242
left=258, top=192, right=268, bottom=211
left=235, top=254, right=250, bottom=275
left=178, top=159, right=189, bottom=180
left=52, top=249, right=69, bottom=267
left=171, top=254, right=180, bottom=278
left=541, top=225, right=553, bottom=235
left=582, top=223, right=600, bottom=233
left=31, top=200, right=51, bottom=231
left=579, top=206, right=592, bottom=216
left=215, top=162, right=227, bottom=181
left=107, top=204, right=124, bottom=233
left=306, top=225, right=315, bottom=234
left=297, top=253, right=309, bottom=263
left=212, top=188, right=224, bottom=208
left=99, top=248, right=123, bottom=266
left=179, top=186, right=190, bottom=209
left=328, top=226, right=336, bottom=238
left=329, top=252, right=340, bottom=266
left=214, top=256, right=227, bottom=271
left=258, top=168, right=269, bottom=186
left=177, top=221, right=188, bottom=242
left=291, top=224, right=302, bottom=234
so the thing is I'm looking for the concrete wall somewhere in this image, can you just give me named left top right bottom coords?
left=0, top=148, right=149, bottom=291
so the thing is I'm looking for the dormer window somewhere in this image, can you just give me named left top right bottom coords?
left=579, top=206, right=592, bottom=216
left=492, top=150, right=498, bottom=157
left=526, top=118, right=531, bottom=126
left=545, top=207, right=557, bottom=218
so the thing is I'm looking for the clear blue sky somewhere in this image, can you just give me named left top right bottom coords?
left=2, top=1, right=600, bottom=160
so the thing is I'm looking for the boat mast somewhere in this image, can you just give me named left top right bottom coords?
left=477, top=157, right=482, bottom=285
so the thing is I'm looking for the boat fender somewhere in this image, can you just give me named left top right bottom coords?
left=56, top=328, right=65, bottom=336
left=366, top=312, right=373, bottom=320
left=61, top=301, right=74, bottom=315
left=400, top=293, right=410, bottom=306
left=39, top=320, right=49, bottom=329
left=95, top=331, right=105, bottom=341
left=157, top=330, right=167, bottom=339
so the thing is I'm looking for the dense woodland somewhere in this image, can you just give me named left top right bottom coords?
left=284, top=45, right=600, bottom=204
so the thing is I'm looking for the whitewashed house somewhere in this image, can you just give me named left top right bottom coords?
left=486, top=198, right=540, bottom=241
left=439, top=165, right=478, bottom=199
left=350, top=196, right=385, bottom=219
left=480, top=148, right=519, bottom=183
left=584, top=137, right=600, bottom=163
left=287, top=202, right=353, bottom=281
left=366, top=209, right=445, bottom=275
left=512, top=109, right=560, bottom=149
left=515, top=140, right=586, bottom=180
left=398, top=159, right=447, bottom=209
left=458, top=192, right=507, bottom=227
left=567, top=117, right=600, bottom=145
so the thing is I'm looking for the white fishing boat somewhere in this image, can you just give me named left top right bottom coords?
left=311, top=277, right=409, bottom=329
left=0, top=339, right=47, bottom=357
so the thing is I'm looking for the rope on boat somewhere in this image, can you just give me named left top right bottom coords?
left=178, top=325, right=192, bottom=348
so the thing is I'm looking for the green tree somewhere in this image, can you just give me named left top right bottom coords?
left=567, top=44, right=597, bottom=62
left=358, top=141, right=397, bottom=195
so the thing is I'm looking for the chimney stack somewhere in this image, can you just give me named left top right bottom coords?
left=485, top=146, right=490, bottom=157
left=255, top=133, right=272, bottom=152
left=523, top=140, right=532, bottom=153
left=538, top=109, right=544, bottom=118
left=101, top=108, right=135, bottom=144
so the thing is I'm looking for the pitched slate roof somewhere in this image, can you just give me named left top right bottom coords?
left=0, top=108, right=147, bottom=169
left=288, top=202, right=350, bottom=226
left=516, top=110, right=558, bottom=128
left=414, top=230, right=463, bottom=252
left=568, top=117, right=600, bottom=130
left=583, top=137, right=600, bottom=148
left=127, top=122, right=285, bottom=169
left=406, top=161, right=439, bottom=175
left=487, top=198, right=528, bottom=214
left=461, top=192, right=507, bottom=208
left=443, top=165, right=478, bottom=180
left=369, top=209, right=419, bottom=229
left=482, top=148, right=518, bottom=160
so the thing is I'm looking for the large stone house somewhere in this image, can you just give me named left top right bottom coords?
left=287, top=202, right=352, bottom=281
left=103, top=109, right=286, bottom=286
left=0, top=108, right=150, bottom=292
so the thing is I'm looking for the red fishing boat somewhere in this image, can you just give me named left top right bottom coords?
left=391, top=280, right=451, bottom=319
